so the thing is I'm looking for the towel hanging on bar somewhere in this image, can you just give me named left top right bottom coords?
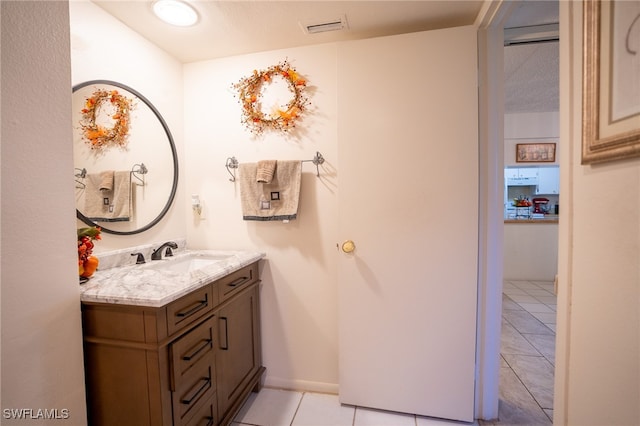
left=239, top=161, right=301, bottom=221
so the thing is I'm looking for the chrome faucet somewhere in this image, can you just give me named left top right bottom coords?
left=151, top=241, right=178, bottom=260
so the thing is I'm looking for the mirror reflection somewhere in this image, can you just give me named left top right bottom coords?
left=73, top=80, right=178, bottom=235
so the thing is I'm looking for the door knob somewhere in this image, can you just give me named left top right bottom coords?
left=341, top=240, right=356, bottom=253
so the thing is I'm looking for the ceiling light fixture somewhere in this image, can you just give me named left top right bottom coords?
left=152, top=0, right=198, bottom=27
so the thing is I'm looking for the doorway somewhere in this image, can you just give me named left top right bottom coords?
left=496, top=1, right=560, bottom=423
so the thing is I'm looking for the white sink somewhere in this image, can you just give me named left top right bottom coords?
left=145, top=253, right=232, bottom=274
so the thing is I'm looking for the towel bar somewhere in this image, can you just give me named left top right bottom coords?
left=226, top=151, right=325, bottom=182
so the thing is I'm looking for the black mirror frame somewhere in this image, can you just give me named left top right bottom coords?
left=73, top=80, right=179, bottom=235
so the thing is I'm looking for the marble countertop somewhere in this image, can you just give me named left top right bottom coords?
left=79, top=250, right=265, bottom=307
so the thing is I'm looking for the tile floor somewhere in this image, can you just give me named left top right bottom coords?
left=232, top=280, right=556, bottom=426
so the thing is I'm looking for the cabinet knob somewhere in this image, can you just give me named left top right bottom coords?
left=341, top=240, right=356, bottom=253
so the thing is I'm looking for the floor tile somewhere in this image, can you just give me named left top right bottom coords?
left=234, top=388, right=302, bottom=426
left=500, top=321, right=540, bottom=356
left=354, top=407, right=415, bottom=425
left=506, top=294, right=540, bottom=304
left=510, top=281, right=542, bottom=290
left=533, top=295, right=557, bottom=305
left=502, top=354, right=555, bottom=410
left=530, top=312, right=557, bottom=324
left=503, top=288, right=529, bottom=296
left=521, top=288, right=554, bottom=297
left=522, top=334, right=556, bottom=364
left=517, top=303, right=554, bottom=313
left=292, top=393, right=355, bottom=426
left=416, top=415, right=478, bottom=425
left=492, top=366, right=552, bottom=425
left=502, top=295, right=524, bottom=311
left=503, top=310, right=554, bottom=335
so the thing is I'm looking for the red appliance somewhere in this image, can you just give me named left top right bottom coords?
left=532, top=197, right=549, bottom=214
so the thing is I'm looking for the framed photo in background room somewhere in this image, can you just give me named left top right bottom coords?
left=516, top=143, right=556, bottom=163
left=582, top=0, right=640, bottom=164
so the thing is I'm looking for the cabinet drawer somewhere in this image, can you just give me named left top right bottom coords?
left=172, top=316, right=216, bottom=382
left=167, top=285, right=215, bottom=335
left=183, top=392, right=217, bottom=426
left=218, top=263, right=258, bottom=303
left=172, top=350, right=215, bottom=425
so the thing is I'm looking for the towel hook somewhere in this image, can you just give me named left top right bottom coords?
left=226, top=157, right=239, bottom=182
left=75, top=167, right=87, bottom=189
left=311, top=151, right=325, bottom=177
left=302, top=151, right=325, bottom=177
left=131, top=163, right=148, bottom=186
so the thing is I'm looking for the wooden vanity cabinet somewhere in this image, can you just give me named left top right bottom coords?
left=82, top=262, right=264, bottom=426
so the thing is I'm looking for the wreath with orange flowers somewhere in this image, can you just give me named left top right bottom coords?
left=233, top=61, right=309, bottom=135
left=80, top=89, right=133, bottom=151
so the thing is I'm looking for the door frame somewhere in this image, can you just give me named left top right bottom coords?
left=474, top=0, right=516, bottom=420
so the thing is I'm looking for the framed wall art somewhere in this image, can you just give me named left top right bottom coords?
left=582, top=0, right=640, bottom=164
left=516, top=143, right=556, bottom=163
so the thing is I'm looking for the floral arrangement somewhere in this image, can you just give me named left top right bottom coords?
left=233, top=60, right=309, bottom=135
left=78, top=226, right=101, bottom=278
left=79, top=89, right=134, bottom=152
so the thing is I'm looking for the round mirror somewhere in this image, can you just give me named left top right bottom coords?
left=73, top=80, right=178, bottom=235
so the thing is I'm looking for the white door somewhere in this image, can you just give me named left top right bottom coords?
left=337, top=26, right=479, bottom=422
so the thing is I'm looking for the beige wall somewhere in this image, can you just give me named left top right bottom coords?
left=554, top=2, right=640, bottom=424
left=1, top=2, right=87, bottom=423
left=504, top=111, right=559, bottom=167
left=183, top=47, right=340, bottom=391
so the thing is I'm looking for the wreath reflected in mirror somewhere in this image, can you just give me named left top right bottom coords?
left=79, top=89, right=134, bottom=153
left=233, top=60, right=310, bottom=135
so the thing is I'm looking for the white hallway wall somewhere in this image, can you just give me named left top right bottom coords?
left=1, top=2, right=87, bottom=423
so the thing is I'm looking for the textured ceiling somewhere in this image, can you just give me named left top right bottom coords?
left=504, top=0, right=559, bottom=114
left=504, top=40, right=559, bottom=113
left=89, top=0, right=559, bottom=114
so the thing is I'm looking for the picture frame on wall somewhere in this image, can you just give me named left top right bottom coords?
left=516, top=143, right=556, bottom=163
left=582, top=0, right=640, bottom=164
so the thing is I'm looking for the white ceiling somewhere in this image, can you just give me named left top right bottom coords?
left=91, top=0, right=559, bottom=113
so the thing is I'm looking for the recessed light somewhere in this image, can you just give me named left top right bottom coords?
left=152, top=0, right=198, bottom=27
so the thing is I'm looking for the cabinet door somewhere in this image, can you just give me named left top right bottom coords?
left=216, top=284, right=261, bottom=420
left=504, top=168, right=518, bottom=179
left=536, top=167, right=560, bottom=194
left=518, top=167, right=538, bottom=178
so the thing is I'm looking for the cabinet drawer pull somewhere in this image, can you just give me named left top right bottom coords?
left=181, top=377, right=210, bottom=405
left=176, top=299, right=208, bottom=318
left=228, top=276, right=249, bottom=287
left=203, top=416, right=214, bottom=426
left=220, top=317, right=228, bottom=350
left=182, top=339, right=212, bottom=361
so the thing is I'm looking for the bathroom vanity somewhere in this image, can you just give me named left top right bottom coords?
left=80, top=251, right=265, bottom=426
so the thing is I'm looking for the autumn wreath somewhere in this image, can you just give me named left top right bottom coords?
left=233, top=60, right=309, bottom=135
left=80, top=89, right=133, bottom=151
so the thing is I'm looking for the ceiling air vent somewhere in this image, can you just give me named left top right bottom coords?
left=301, top=15, right=348, bottom=34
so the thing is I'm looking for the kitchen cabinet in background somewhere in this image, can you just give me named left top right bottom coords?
left=536, top=166, right=560, bottom=194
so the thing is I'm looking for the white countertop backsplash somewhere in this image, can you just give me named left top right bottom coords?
left=80, top=241, right=265, bottom=307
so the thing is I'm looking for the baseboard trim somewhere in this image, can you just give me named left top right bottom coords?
left=263, top=376, right=339, bottom=394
